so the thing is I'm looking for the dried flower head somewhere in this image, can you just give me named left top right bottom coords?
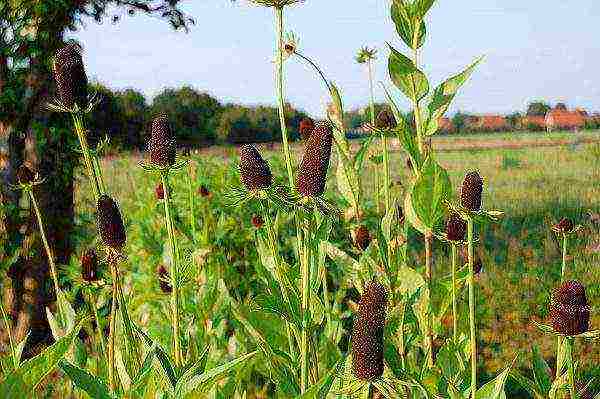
left=248, top=0, right=304, bottom=8
left=155, top=182, right=165, bottom=200
left=354, top=225, right=371, bottom=251
left=299, top=118, right=315, bottom=141
left=252, top=214, right=264, bottom=228
left=16, top=164, right=36, bottom=185
left=296, top=121, right=333, bottom=197
left=157, top=265, right=172, bottom=294
left=239, top=145, right=272, bottom=191
left=375, top=109, right=396, bottom=130
left=53, top=44, right=89, bottom=109
left=149, top=115, right=176, bottom=168
left=356, top=46, right=377, bottom=64
left=199, top=185, right=210, bottom=197
left=550, top=280, right=590, bottom=336
left=460, top=171, right=483, bottom=212
left=96, top=195, right=126, bottom=251
left=81, top=249, right=99, bottom=282
left=352, top=279, right=387, bottom=380
left=446, top=212, right=467, bottom=242
left=553, top=217, right=574, bottom=234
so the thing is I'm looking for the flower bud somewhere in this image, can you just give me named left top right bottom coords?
left=352, top=280, right=387, bottom=381
left=239, top=145, right=272, bottom=191
left=460, top=171, right=483, bottom=211
left=157, top=265, right=172, bottom=294
left=446, top=213, right=466, bottom=242
left=354, top=225, right=371, bottom=251
left=252, top=215, right=264, bottom=229
left=53, top=44, right=89, bottom=109
left=81, top=249, right=99, bottom=282
left=550, top=280, right=590, bottom=336
left=96, top=195, right=126, bottom=251
left=296, top=122, right=333, bottom=197
left=554, top=218, right=574, bottom=234
left=299, top=118, right=315, bottom=141
left=375, top=109, right=396, bottom=130
left=16, top=164, right=36, bottom=185
left=149, top=115, right=176, bottom=168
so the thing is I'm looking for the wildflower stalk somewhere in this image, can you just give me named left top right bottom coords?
left=72, top=113, right=102, bottom=200
left=467, top=217, right=477, bottom=398
left=411, top=48, right=424, bottom=153
left=160, top=172, right=182, bottom=367
left=187, top=163, right=197, bottom=240
left=107, top=254, right=118, bottom=391
left=451, top=244, right=458, bottom=342
left=86, top=291, right=106, bottom=354
left=561, top=233, right=568, bottom=282
left=424, top=232, right=434, bottom=367
left=566, top=338, right=577, bottom=399
left=0, top=301, right=16, bottom=367
left=274, top=6, right=294, bottom=187
left=300, top=222, right=311, bottom=392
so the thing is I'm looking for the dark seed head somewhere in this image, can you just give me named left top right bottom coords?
left=53, top=44, right=89, bottom=109
left=299, top=118, right=315, bottom=141
left=252, top=215, right=264, bottom=229
left=96, top=195, right=126, bottom=251
left=16, top=164, right=36, bottom=185
left=354, top=225, right=371, bottom=251
left=155, top=182, right=164, bottom=200
left=199, top=185, right=210, bottom=197
left=296, top=121, right=333, bottom=197
left=81, top=249, right=99, bottom=282
left=239, top=145, right=272, bottom=191
left=460, top=171, right=484, bottom=211
left=473, top=258, right=483, bottom=275
left=396, top=204, right=405, bottom=225
left=375, top=109, right=396, bottom=130
left=550, top=280, right=590, bottom=336
left=149, top=115, right=176, bottom=168
left=554, top=218, right=574, bottom=234
left=446, top=213, right=467, bottom=242
left=352, top=279, right=387, bottom=381
left=157, top=265, right=172, bottom=294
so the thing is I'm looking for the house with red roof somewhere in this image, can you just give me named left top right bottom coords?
left=545, top=106, right=585, bottom=131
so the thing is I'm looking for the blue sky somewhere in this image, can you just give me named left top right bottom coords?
left=73, top=0, right=600, bottom=117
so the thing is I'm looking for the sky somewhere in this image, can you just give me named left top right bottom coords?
left=72, top=0, right=600, bottom=117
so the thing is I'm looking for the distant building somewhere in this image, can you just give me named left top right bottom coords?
left=522, top=115, right=546, bottom=130
left=467, top=115, right=509, bottom=131
left=545, top=106, right=585, bottom=131
left=438, top=117, right=455, bottom=133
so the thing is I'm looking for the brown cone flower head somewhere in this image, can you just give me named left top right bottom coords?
left=252, top=215, right=264, bottom=228
left=149, top=115, right=176, bottom=168
left=96, top=195, right=126, bottom=251
left=460, top=171, right=484, bottom=211
left=53, top=44, right=89, bottom=109
left=296, top=121, right=333, bottom=197
left=81, top=249, right=99, bottom=282
left=239, top=145, right=272, bottom=191
left=554, top=217, right=574, bottom=234
left=16, top=164, right=36, bottom=185
left=352, top=280, right=387, bottom=381
left=299, top=118, right=315, bottom=141
left=375, top=110, right=397, bottom=130
left=157, top=265, right=172, bottom=294
left=354, top=225, right=371, bottom=251
left=550, top=280, right=590, bottom=336
left=446, top=213, right=467, bottom=242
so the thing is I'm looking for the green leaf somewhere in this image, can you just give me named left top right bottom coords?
left=387, top=43, right=429, bottom=101
left=532, top=345, right=552, bottom=394
left=476, top=357, right=516, bottom=399
left=175, top=351, right=258, bottom=397
left=153, top=344, right=177, bottom=391
left=335, top=149, right=360, bottom=215
left=0, top=318, right=87, bottom=396
left=390, top=2, right=426, bottom=50
left=424, top=56, right=483, bottom=136
left=296, top=359, right=343, bottom=399
left=410, top=156, right=451, bottom=230
left=509, top=369, right=543, bottom=399
left=353, top=135, right=375, bottom=171
left=59, top=361, right=113, bottom=399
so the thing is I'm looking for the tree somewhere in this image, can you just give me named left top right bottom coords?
left=526, top=101, right=551, bottom=116
left=150, top=86, right=222, bottom=145
left=0, top=0, right=192, bottom=357
left=452, top=112, right=471, bottom=133
left=506, top=112, right=522, bottom=130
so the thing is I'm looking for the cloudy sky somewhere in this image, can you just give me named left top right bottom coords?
left=73, top=0, right=600, bottom=117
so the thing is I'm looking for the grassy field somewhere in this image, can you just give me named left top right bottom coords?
left=75, top=131, right=600, bottom=394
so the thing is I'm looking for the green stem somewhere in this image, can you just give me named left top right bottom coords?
left=0, top=300, right=16, bottom=368
left=187, top=163, right=197, bottom=241
left=274, top=6, right=294, bottom=188
left=556, top=233, right=568, bottom=379
left=424, top=232, right=434, bottom=368
left=108, top=258, right=118, bottom=392
left=28, top=190, right=62, bottom=312
left=72, top=113, right=102, bottom=201
left=567, top=338, right=577, bottom=399
left=367, top=59, right=376, bottom=126
left=160, top=172, right=182, bottom=367
left=87, top=291, right=106, bottom=355
left=300, top=223, right=311, bottom=393
left=467, top=218, right=477, bottom=398
left=451, top=244, right=458, bottom=342
left=411, top=49, right=424, bottom=153
left=398, top=295, right=406, bottom=368
left=382, top=135, right=391, bottom=212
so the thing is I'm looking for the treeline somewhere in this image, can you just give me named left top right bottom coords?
left=87, top=84, right=310, bottom=149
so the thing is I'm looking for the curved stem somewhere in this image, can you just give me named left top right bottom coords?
left=295, top=51, right=331, bottom=92
left=451, top=244, right=458, bottom=342
left=467, top=218, right=477, bottom=398
left=424, top=232, right=434, bottom=368
left=274, top=6, right=294, bottom=188
left=161, top=172, right=182, bottom=367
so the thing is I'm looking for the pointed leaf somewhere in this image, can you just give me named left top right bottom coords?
left=388, top=44, right=429, bottom=101
left=410, top=156, right=451, bottom=229
left=59, top=361, right=113, bottom=399
left=475, top=357, right=516, bottom=399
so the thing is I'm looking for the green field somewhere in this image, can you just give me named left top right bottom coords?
left=73, top=131, right=600, bottom=391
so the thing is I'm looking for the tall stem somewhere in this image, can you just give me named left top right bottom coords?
left=72, top=113, right=102, bottom=201
left=467, top=218, right=477, bottom=398
left=274, top=6, right=294, bottom=188
left=300, top=223, right=311, bottom=393
left=424, top=232, right=434, bottom=367
left=28, top=191, right=61, bottom=307
left=108, top=257, right=118, bottom=392
left=382, top=135, right=391, bottom=212
left=87, top=291, right=106, bottom=354
left=556, top=233, right=568, bottom=378
left=367, top=59, right=376, bottom=126
left=567, top=338, right=577, bottom=399
left=0, top=301, right=16, bottom=368
left=161, top=172, right=182, bottom=367
left=411, top=48, right=424, bottom=153
left=451, top=244, right=458, bottom=342
left=187, top=163, right=197, bottom=241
